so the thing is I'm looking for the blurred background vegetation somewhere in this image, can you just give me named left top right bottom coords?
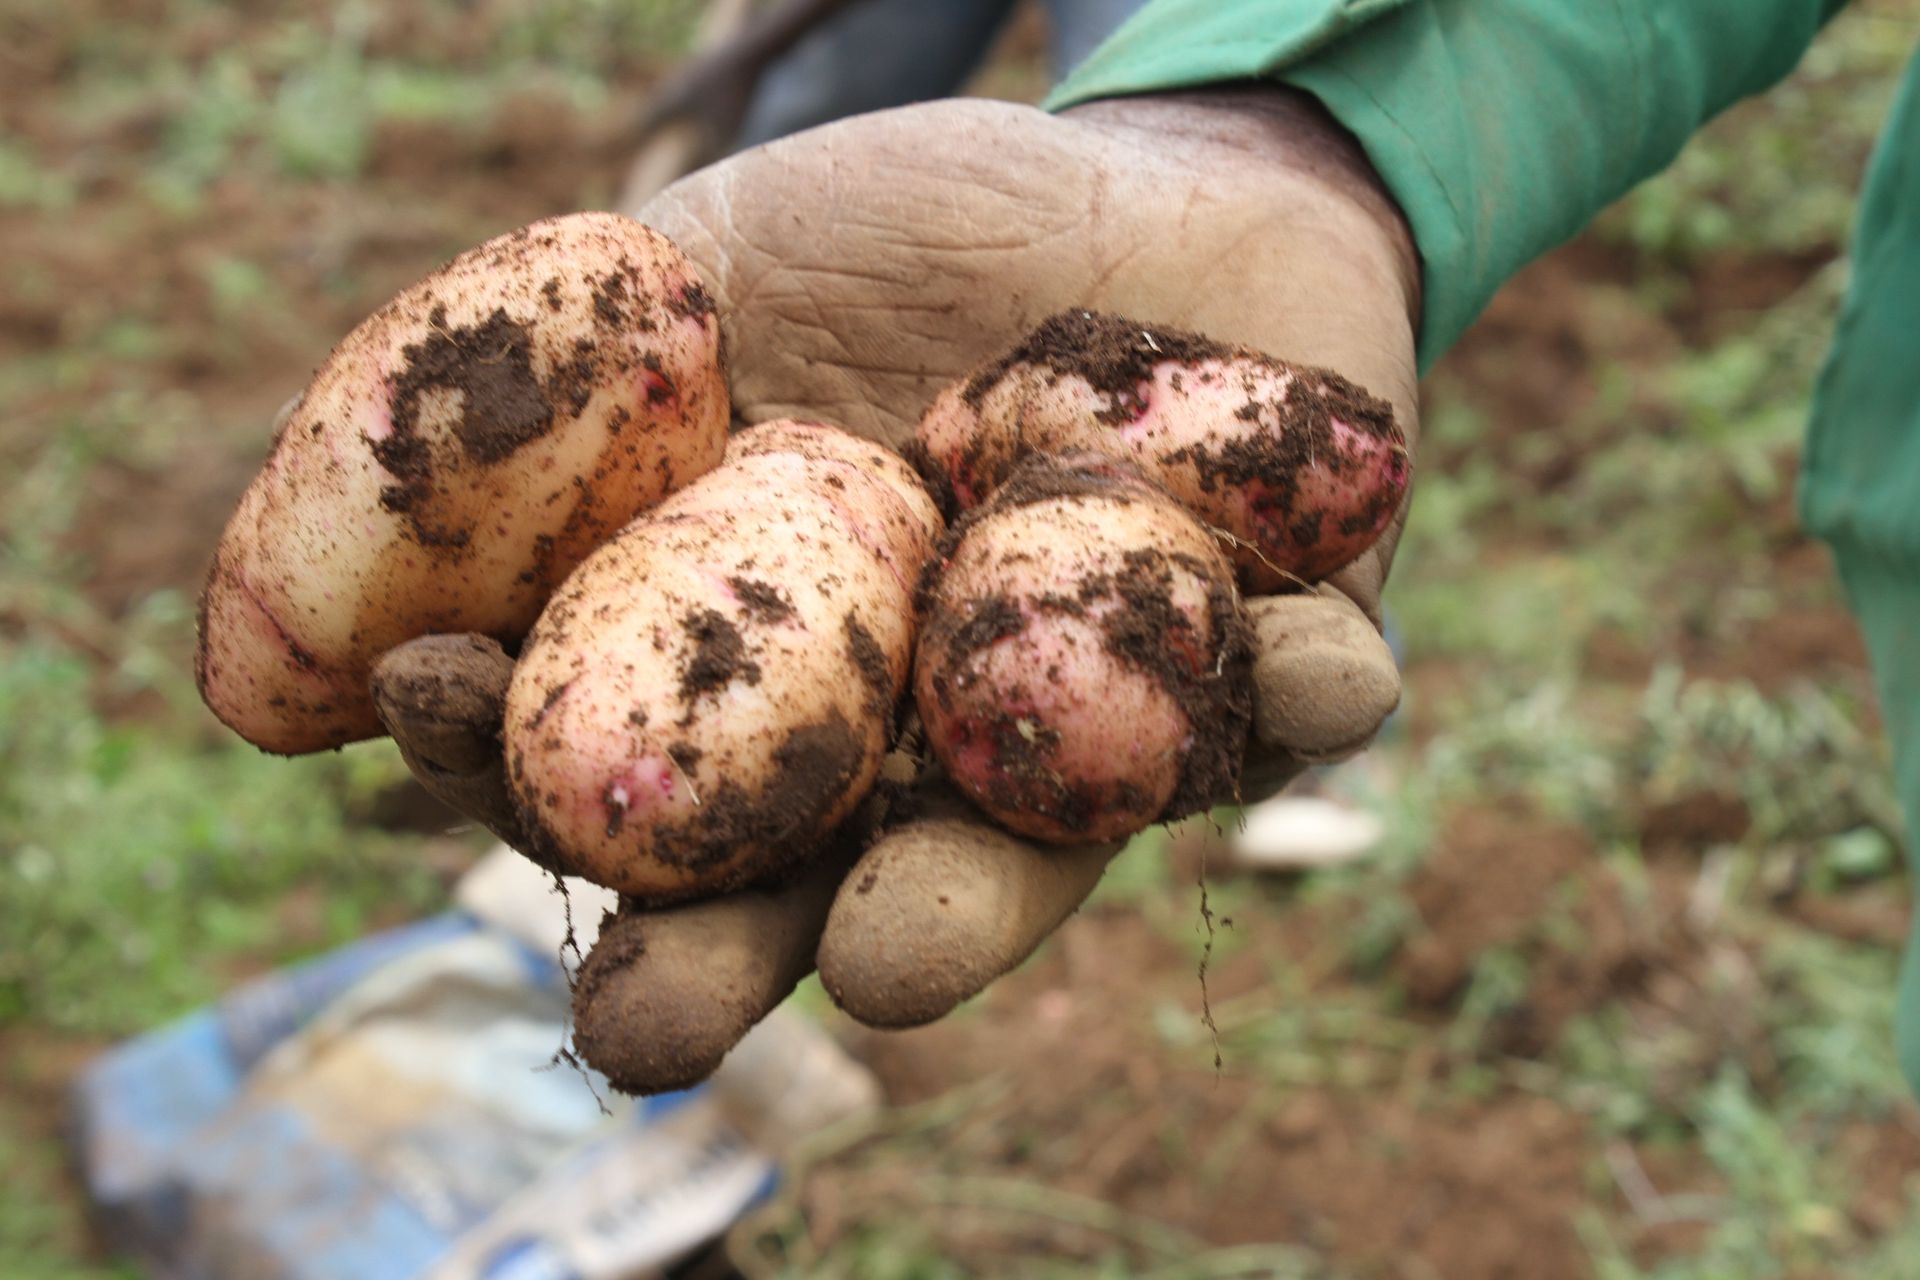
left=3, top=1, right=1918, bottom=1276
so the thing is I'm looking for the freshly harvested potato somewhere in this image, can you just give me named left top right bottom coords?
left=914, top=454, right=1252, bottom=843
left=504, top=421, right=942, bottom=903
left=197, top=212, right=728, bottom=754
left=913, top=310, right=1409, bottom=590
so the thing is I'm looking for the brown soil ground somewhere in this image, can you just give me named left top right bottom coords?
left=819, top=798, right=1745, bottom=1278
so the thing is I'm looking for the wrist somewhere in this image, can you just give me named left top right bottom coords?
left=1058, top=86, right=1421, bottom=333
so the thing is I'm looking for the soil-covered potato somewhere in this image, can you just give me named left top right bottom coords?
left=915, top=454, right=1252, bottom=843
left=197, top=212, right=728, bottom=754
left=913, top=310, right=1409, bottom=590
left=504, top=420, right=942, bottom=902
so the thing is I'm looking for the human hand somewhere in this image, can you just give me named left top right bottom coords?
left=372, top=88, right=1421, bottom=1092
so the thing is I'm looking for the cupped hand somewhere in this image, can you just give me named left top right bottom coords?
left=374, top=88, right=1422, bottom=1093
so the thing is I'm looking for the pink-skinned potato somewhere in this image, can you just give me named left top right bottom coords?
left=197, top=212, right=729, bottom=754
left=914, top=310, right=1409, bottom=590
left=915, top=454, right=1252, bottom=843
left=504, top=420, right=942, bottom=903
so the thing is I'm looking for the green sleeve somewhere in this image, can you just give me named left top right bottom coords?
left=1046, top=0, right=1848, bottom=372
left=1797, top=57, right=1920, bottom=1092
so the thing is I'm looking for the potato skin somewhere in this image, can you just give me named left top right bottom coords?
left=915, top=455, right=1252, bottom=844
left=504, top=421, right=942, bottom=903
left=914, top=310, right=1408, bottom=590
left=197, top=212, right=728, bottom=753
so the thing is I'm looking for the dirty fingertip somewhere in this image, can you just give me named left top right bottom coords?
left=819, top=817, right=1115, bottom=1029
left=370, top=633, right=514, bottom=772
left=1248, top=593, right=1400, bottom=761
left=571, top=859, right=843, bottom=1095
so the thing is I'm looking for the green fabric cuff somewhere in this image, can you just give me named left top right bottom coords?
left=1799, top=46, right=1920, bottom=568
left=1047, top=0, right=1839, bottom=372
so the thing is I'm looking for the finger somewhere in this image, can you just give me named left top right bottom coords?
left=818, top=791, right=1119, bottom=1028
left=571, top=851, right=847, bottom=1094
left=1246, top=590, right=1401, bottom=769
left=1321, top=542, right=1390, bottom=629
left=368, top=634, right=525, bottom=848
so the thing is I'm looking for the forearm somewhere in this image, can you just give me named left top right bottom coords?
left=1049, top=0, right=1850, bottom=369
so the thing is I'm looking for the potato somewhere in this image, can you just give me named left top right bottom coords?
left=913, top=310, right=1409, bottom=590
left=197, top=212, right=729, bottom=754
left=504, top=420, right=942, bottom=902
left=915, top=454, right=1252, bottom=843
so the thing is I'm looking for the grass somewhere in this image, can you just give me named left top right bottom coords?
left=0, top=631, right=443, bottom=1033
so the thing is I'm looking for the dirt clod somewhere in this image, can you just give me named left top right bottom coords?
left=678, top=608, right=759, bottom=703
left=390, top=305, right=555, bottom=466
left=729, top=575, right=794, bottom=623
left=635, top=715, right=863, bottom=885
left=1093, top=545, right=1252, bottom=818
left=962, top=310, right=1232, bottom=421
left=843, top=612, right=893, bottom=718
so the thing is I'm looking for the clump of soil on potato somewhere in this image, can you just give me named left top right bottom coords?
left=677, top=608, right=759, bottom=703
left=937, top=594, right=1025, bottom=674
left=1093, top=546, right=1251, bottom=818
left=630, top=715, right=865, bottom=897
left=842, top=612, right=893, bottom=718
left=590, top=271, right=636, bottom=329
left=961, top=310, right=1232, bottom=420
left=389, top=306, right=554, bottom=464
left=372, top=304, right=561, bottom=550
left=729, top=575, right=794, bottom=622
